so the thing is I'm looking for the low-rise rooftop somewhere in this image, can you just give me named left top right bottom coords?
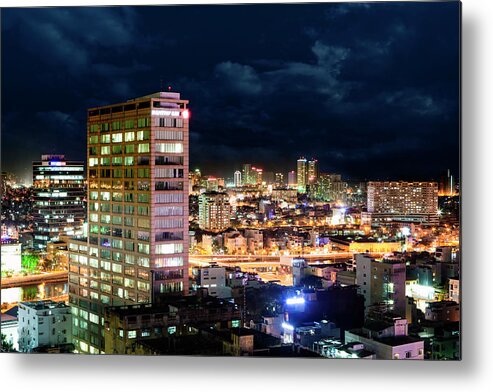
left=19, top=300, right=69, bottom=311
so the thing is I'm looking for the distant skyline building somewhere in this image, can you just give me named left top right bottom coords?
left=242, top=164, right=253, bottom=186
left=189, top=168, right=201, bottom=193
left=68, top=91, right=190, bottom=354
left=297, top=157, right=307, bottom=193
left=439, top=169, right=457, bottom=196
left=263, top=171, right=274, bottom=185
left=198, top=192, right=232, bottom=232
left=1, top=171, right=16, bottom=196
left=32, top=154, right=85, bottom=250
left=253, top=167, right=263, bottom=185
left=275, top=172, right=284, bottom=187
left=315, top=173, right=348, bottom=203
left=307, top=159, right=319, bottom=185
left=234, top=170, right=242, bottom=187
left=206, top=177, right=219, bottom=192
left=288, top=170, right=297, bottom=189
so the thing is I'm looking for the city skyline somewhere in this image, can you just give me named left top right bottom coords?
left=2, top=3, right=459, bottom=182
left=1, top=2, right=461, bottom=360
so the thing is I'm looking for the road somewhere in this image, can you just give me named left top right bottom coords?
left=189, top=251, right=357, bottom=263
left=188, top=252, right=360, bottom=272
left=1, top=271, right=68, bottom=289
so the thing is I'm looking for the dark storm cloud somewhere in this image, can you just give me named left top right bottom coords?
left=1, top=2, right=460, bottom=182
left=5, top=7, right=139, bottom=73
left=214, top=62, right=263, bottom=95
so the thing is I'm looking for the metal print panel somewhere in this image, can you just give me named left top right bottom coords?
left=1, top=1, right=461, bottom=360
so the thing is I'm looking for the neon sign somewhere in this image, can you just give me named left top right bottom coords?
left=151, top=109, right=180, bottom=117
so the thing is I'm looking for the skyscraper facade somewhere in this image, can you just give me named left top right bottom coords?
left=32, top=155, right=85, bottom=250
left=297, top=157, right=307, bottom=193
left=68, top=91, right=190, bottom=353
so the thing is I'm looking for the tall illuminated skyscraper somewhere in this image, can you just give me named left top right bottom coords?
left=32, top=155, right=85, bottom=250
left=307, top=158, right=319, bottom=185
left=297, top=157, right=307, bottom=193
left=68, top=91, right=190, bottom=353
left=242, top=164, right=253, bottom=186
left=234, top=170, right=242, bottom=187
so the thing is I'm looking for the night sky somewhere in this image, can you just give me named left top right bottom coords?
left=1, top=2, right=460, bottom=184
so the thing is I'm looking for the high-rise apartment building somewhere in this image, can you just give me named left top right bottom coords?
left=198, top=192, right=232, bottom=232
left=297, top=157, right=307, bottom=193
left=68, top=91, right=190, bottom=354
left=32, top=155, right=85, bottom=250
left=234, top=170, right=242, bottom=187
left=365, top=181, right=438, bottom=224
